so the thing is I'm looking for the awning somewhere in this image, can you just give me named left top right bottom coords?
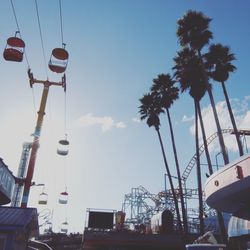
left=228, top=215, right=250, bottom=237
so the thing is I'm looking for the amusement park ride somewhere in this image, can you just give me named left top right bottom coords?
left=0, top=0, right=71, bottom=234
left=120, top=130, right=250, bottom=231
left=2, top=3, right=250, bottom=250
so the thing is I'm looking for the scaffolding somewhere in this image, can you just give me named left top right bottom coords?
left=11, top=142, right=32, bottom=207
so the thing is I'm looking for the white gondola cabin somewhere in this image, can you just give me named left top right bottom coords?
left=57, top=139, right=70, bottom=156
left=61, top=221, right=68, bottom=233
left=48, top=46, right=69, bottom=73
left=59, top=191, right=68, bottom=204
left=38, top=192, right=48, bottom=205
left=3, top=31, right=25, bottom=62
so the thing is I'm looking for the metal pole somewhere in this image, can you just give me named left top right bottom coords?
left=215, top=152, right=222, bottom=171
left=21, top=70, right=65, bottom=208
left=21, top=84, right=50, bottom=208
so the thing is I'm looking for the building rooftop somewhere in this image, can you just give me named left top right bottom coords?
left=0, top=206, right=38, bottom=237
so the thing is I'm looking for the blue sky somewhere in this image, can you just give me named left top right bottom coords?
left=0, top=0, right=250, bottom=233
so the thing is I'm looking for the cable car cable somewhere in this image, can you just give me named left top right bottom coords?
left=59, top=0, right=64, bottom=45
left=9, top=0, right=30, bottom=67
left=48, top=0, right=69, bottom=74
left=64, top=91, right=67, bottom=134
left=9, top=0, right=37, bottom=114
left=31, top=87, right=37, bottom=113
left=10, top=0, right=21, bottom=33
left=61, top=0, right=68, bottom=146
left=34, top=0, right=48, bottom=78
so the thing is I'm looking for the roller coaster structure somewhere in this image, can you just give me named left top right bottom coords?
left=121, top=129, right=250, bottom=231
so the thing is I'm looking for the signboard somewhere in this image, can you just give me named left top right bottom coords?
left=88, top=211, right=114, bottom=229
left=0, top=159, right=15, bottom=205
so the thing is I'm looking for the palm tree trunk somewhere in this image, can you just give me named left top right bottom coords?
left=207, top=86, right=229, bottom=164
left=166, top=109, right=188, bottom=237
left=197, top=102, right=213, bottom=175
left=217, top=210, right=228, bottom=244
left=198, top=50, right=229, bottom=165
left=221, top=81, right=244, bottom=156
left=197, top=102, right=228, bottom=243
left=194, top=100, right=205, bottom=235
left=155, top=127, right=183, bottom=235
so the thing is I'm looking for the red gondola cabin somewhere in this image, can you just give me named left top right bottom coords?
left=48, top=47, right=69, bottom=73
left=3, top=32, right=25, bottom=62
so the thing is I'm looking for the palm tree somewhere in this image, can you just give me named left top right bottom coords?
left=176, top=11, right=228, bottom=242
left=174, top=48, right=228, bottom=240
left=205, top=43, right=244, bottom=156
left=173, top=48, right=207, bottom=234
left=177, top=10, right=213, bottom=52
left=177, top=10, right=229, bottom=165
left=150, top=73, right=188, bottom=236
left=139, top=93, right=183, bottom=234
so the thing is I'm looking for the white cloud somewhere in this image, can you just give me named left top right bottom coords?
left=132, top=117, right=141, bottom=123
left=116, top=122, right=126, bottom=128
left=75, top=113, right=126, bottom=132
left=189, top=97, right=250, bottom=153
left=182, top=114, right=194, bottom=122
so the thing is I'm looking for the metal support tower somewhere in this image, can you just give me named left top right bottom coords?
left=21, top=69, right=66, bottom=208
left=122, top=186, right=165, bottom=226
left=11, top=142, right=32, bottom=207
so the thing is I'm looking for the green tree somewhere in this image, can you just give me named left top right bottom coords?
left=151, top=73, right=188, bottom=236
left=139, top=93, right=183, bottom=234
left=205, top=43, right=244, bottom=156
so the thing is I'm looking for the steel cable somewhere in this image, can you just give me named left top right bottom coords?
left=10, top=0, right=31, bottom=68
left=34, top=0, right=49, bottom=78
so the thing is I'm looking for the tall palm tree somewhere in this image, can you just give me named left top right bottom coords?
left=139, top=93, right=183, bottom=234
left=205, top=43, right=244, bottom=156
left=173, top=48, right=207, bottom=234
left=177, top=10, right=229, bottom=165
left=176, top=12, right=228, bottom=242
left=150, top=73, right=188, bottom=237
left=174, top=48, right=228, bottom=240
left=177, top=10, right=213, bottom=53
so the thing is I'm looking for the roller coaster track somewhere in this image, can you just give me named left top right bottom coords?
left=122, top=129, right=250, bottom=226
left=157, top=129, right=235, bottom=220
left=181, top=129, right=234, bottom=182
left=168, top=129, right=250, bottom=217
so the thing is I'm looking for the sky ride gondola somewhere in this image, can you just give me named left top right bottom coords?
left=59, top=190, right=68, bottom=204
left=38, top=191, right=48, bottom=205
left=57, top=135, right=70, bottom=156
left=48, top=44, right=69, bottom=73
left=60, top=220, right=69, bottom=233
left=3, top=31, right=25, bottom=62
